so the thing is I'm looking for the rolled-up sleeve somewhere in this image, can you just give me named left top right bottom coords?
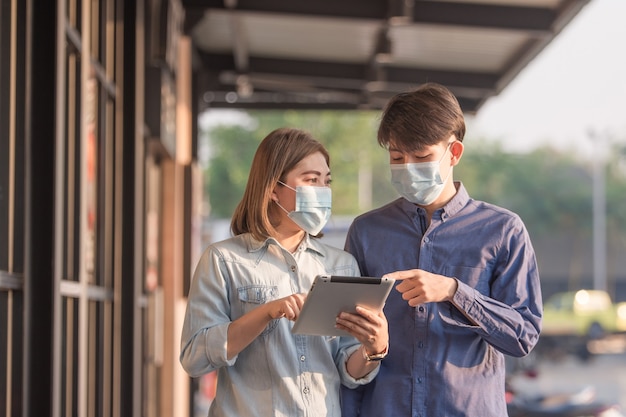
left=336, top=343, right=380, bottom=389
left=180, top=248, right=237, bottom=376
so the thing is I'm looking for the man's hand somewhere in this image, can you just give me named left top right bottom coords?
left=385, top=269, right=458, bottom=307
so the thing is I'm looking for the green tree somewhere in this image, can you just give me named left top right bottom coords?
left=457, top=142, right=594, bottom=239
left=202, top=110, right=397, bottom=218
left=201, top=110, right=626, bottom=257
left=204, top=124, right=262, bottom=218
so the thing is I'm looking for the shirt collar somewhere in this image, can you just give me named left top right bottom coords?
left=442, top=181, right=469, bottom=217
left=245, top=232, right=326, bottom=257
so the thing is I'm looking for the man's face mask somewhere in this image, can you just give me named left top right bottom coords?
left=390, top=143, right=452, bottom=206
left=276, top=181, right=332, bottom=235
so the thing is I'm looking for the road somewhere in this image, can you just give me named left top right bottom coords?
left=510, top=335, right=626, bottom=412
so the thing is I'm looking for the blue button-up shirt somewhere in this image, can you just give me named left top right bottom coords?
left=180, top=233, right=378, bottom=417
left=341, top=182, right=542, bottom=417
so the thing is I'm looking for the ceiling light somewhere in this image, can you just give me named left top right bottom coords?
left=388, top=0, right=414, bottom=26
left=236, top=74, right=253, bottom=98
left=375, top=29, right=393, bottom=64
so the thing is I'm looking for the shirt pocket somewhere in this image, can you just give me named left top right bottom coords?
left=237, top=285, right=280, bottom=336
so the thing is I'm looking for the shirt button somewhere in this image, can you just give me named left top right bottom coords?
left=290, top=265, right=296, bottom=272
left=424, top=237, right=430, bottom=243
left=418, top=306, right=425, bottom=312
left=419, top=341, right=424, bottom=348
left=417, top=377, right=423, bottom=383
left=303, top=387, right=310, bottom=394
left=300, top=355, right=306, bottom=362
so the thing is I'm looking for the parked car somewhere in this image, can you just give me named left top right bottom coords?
left=537, top=289, right=626, bottom=360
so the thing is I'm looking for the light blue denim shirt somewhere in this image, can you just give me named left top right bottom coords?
left=180, top=233, right=378, bottom=417
left=341, top=182, right=542, bottom=417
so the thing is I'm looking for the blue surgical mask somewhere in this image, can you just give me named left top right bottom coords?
left=390, top=144, right=452, bottom=206
left=276, top=182, right=332, bottom=235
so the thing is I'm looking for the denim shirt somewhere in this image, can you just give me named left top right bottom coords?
left=341, top=182, right=542, bottom=417
left=180, top=233, right=378, bottom=417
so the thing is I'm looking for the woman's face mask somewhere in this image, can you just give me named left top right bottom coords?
left=276, top=181, right=332, bottom=235
left=390, top=143, right=452, bottom=206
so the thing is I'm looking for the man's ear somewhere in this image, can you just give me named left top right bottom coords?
left=450, top=141, right=464, bottom=166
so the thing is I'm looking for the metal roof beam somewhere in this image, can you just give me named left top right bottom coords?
left=181, top=0, right=578, bottom=33
left=182, top=0, right=387, bottom=20
left=199, top=52, right=497, bottom=91
left=410, top=1, right=556, bottom=32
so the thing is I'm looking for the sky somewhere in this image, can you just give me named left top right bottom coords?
left=468, top=0, right=626, bottom=156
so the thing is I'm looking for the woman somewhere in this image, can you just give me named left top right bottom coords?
left=180, top=128, right=388, bottom=417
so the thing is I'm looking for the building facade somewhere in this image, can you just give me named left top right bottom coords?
left=0, top=0, right=198, bottom=416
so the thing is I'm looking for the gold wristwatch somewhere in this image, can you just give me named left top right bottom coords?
left=362, top=345, right=388, bottom=361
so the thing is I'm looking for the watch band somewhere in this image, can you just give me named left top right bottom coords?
left=362, top=345, right=388, bottom=361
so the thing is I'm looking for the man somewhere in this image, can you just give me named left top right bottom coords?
left=341, top=83, right=542, bottom=417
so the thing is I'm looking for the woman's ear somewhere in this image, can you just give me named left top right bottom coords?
left=270, top=187, right=279, bottom=203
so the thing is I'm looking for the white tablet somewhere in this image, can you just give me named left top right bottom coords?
left=291, top=274, right=395, bottom=336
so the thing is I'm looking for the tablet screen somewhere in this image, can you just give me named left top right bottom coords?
left=291, top=274, right=395, bottom=336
